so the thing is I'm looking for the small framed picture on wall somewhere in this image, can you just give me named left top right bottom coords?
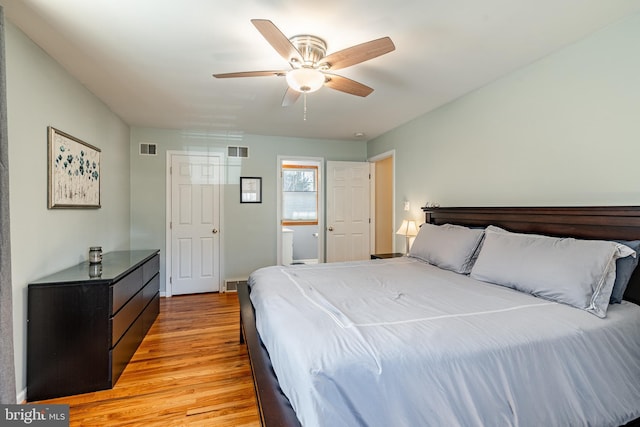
left=240, top=177, right=262, bottom=203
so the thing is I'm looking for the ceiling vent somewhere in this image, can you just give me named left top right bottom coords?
left=139, top=143, right=157, bottom=156
left=228, top=146, right=249, bottom=158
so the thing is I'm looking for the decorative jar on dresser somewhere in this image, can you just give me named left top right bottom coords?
left=27, top=250, right=160, bottom=401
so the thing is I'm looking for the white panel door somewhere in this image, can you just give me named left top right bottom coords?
left=326, top=161, right=370, bottom=262
left=170, top=154, right=221, bottom=294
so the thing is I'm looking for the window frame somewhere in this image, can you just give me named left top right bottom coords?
left=281, top=164, right=319, bottom=226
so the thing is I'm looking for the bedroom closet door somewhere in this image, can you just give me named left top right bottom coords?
left=326, top=161, right=370, bottom=262
left=169, top=154, right=221, bottom=295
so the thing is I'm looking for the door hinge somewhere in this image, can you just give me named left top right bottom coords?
left=169, top=166, right=172, bottom=174
left=169, top=221, right=172, bottom=229
left=169, top=276, right=172, bottom=284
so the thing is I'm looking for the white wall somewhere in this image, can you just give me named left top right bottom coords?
left=129, top=128, right=367, bottom=290
left=5, top=22, right=131, bottom=400
left=368, top=12, right=640, bottom=249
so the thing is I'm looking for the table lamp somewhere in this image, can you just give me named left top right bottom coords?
left=396, top=220, right=418, bottom=255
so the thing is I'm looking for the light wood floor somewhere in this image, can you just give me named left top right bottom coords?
left=37, top=293, right=261, bottom=427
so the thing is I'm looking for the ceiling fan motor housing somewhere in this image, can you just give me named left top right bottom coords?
left=289, top=35, right=327, bottom=68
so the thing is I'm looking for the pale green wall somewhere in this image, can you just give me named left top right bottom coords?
left=130, top=128, right=367, bottom=291
left=7, top=5, right=640, bottom=402
left=369, top=12, right=640, bottom=250
left=5, top=22, right=131, bottom=399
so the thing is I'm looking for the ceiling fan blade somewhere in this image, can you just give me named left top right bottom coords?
left=282, top=87, right=301, bottom=107
left=324, top=74, right=374, bottom=97
left=320, top=37, right=395, bottom=71
left=213, top=70, right=288, bottom=78
left=251, top=19, right=303, bottom=64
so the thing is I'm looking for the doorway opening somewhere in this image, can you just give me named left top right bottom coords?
left=369, top=150, right=395, bottom=254
left=277, top=157, right=324, bottom=265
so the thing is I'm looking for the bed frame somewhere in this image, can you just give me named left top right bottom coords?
left=238, top=206, right=640, bottom=426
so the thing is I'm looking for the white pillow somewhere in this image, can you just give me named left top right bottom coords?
left=409, top=223, right=485, bottom=274
left=470, top=226, right=635, bottom=318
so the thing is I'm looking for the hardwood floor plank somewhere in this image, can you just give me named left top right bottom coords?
left=35, top=293, right=261, bottom=427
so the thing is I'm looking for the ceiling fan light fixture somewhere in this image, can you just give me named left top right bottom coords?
left=214, top=20, right=395, bottom=106
left=286, top=68, right=325, bottom=93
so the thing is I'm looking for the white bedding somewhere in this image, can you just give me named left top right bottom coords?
left=249, top=257, right=640, bottom=427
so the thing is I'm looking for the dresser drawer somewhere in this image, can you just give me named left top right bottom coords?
left=111, top=289, right=143, bottom=345
left=142, top=293, right=160, bottom=334
left=110, top=310, right=144, bottom=385
left=143, top=254, right=160, bottom=284
left=111, top=266, right=143, bottom=315
left=142, top=274, right=159, bottom=308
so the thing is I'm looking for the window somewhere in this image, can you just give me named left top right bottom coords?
left=282, top=165, right=318, bottom=225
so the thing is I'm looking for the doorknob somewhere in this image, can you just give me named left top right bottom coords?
left=328, top=226, right=334, bottom=231
left=212, top=228, right=218, bottom=234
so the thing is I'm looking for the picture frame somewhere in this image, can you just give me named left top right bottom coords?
left=48, top=126, right=101, bottom=209
left=240, top=177, right=262, bottom=203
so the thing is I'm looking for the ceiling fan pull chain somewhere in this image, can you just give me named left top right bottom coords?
left=303, top=92, right=308, bottom=121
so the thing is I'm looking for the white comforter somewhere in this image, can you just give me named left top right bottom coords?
left=249, top=257, right=640, bottom=427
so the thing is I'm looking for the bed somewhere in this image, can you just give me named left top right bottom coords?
left=238, top=206, right=640, bottom=427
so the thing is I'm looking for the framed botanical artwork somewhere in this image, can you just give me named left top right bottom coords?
left=48, top=126, right=101, bottom=208
left=240, top=177, right=262, bottom=203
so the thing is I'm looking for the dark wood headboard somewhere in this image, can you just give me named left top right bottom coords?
left=423, top=206, right=640, bottom=305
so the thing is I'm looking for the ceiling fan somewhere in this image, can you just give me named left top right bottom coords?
left=213, top=19, right=396, bottom=107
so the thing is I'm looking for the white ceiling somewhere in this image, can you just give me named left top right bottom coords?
left=2, top=0, right=640, bottom=141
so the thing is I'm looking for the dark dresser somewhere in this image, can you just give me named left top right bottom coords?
left=27, top=250, right=160, bottom=401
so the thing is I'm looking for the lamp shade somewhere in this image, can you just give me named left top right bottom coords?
left=286, top=68, right=325, bottom=93
left=396, top=220, right=418, bottom=237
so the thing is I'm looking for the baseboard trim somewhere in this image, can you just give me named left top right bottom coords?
left=17, top=388, right=26, bottom=404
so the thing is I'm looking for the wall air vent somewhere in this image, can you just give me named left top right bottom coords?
left=227, top=146, right=249, bottom=158
left=139, top=143, right=157, bottom=156
left=223, top=278, right=247, bottom=293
